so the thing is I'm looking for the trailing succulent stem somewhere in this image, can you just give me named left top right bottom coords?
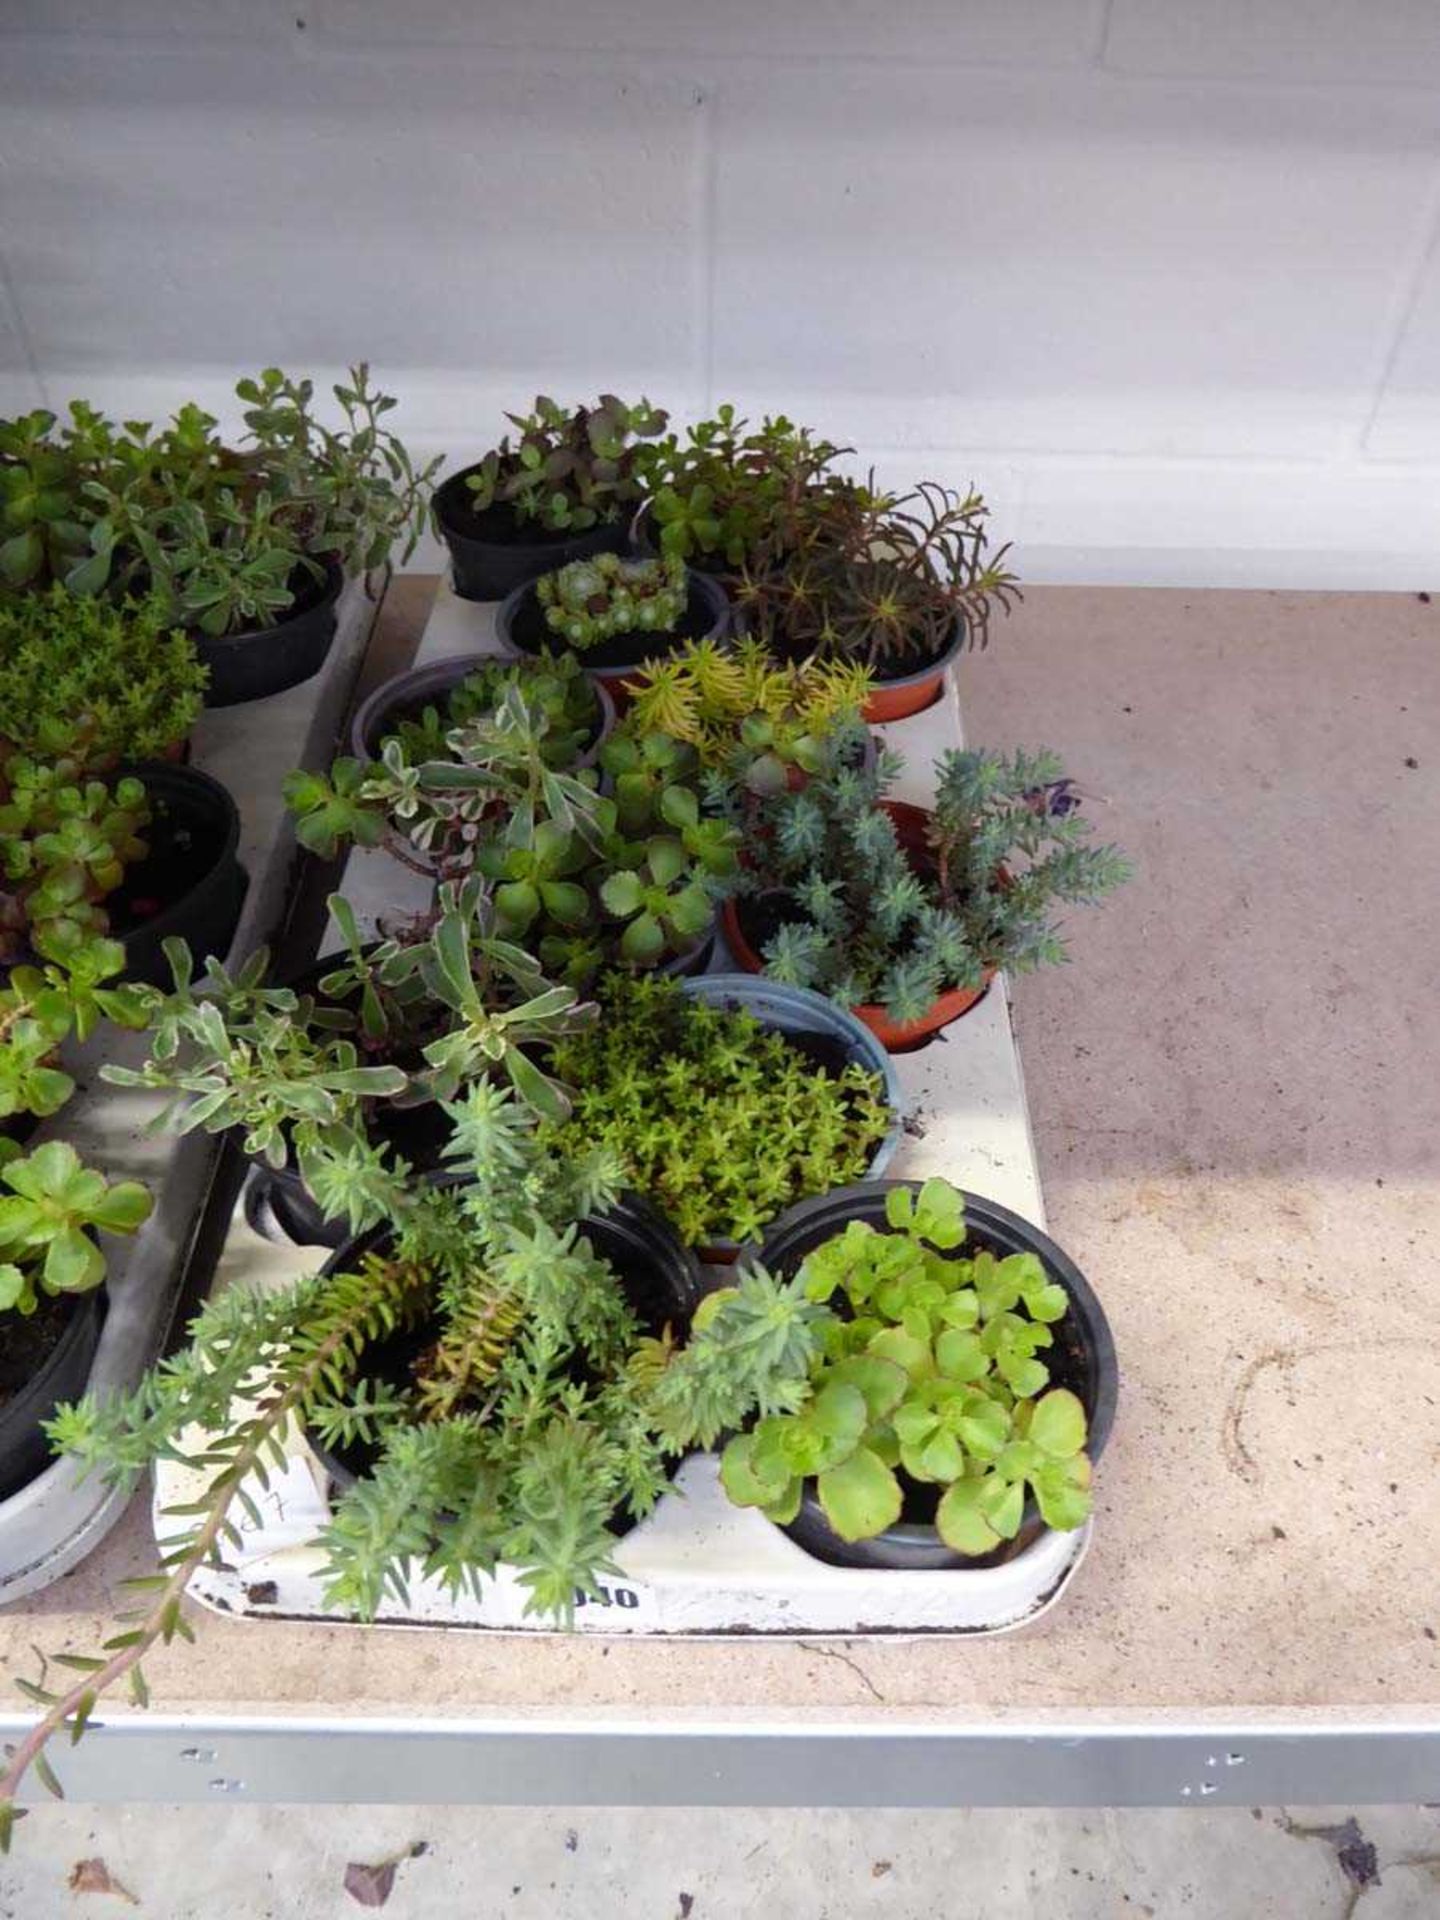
left=0, top=1257, right=426, bottom=1847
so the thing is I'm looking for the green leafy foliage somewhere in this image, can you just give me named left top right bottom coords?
left=0, top=755, right=150, bottom=960
left=733, top=476, right=1022, bottom=672
left=0, top=1139, right=151, bottom=1315
left=542, top=973, right=892, bottom=1247
left=289, top=675, right=737, bottom=981
left=720, top=1179, right=1094, bottom=1550
left=536, top=551, right=687, bottom=653
left=101, top=888, right=594, bottom=1227
left=461, top=394, right=666, bottom=533
left=634, top=406, right=849, bottom=573
left=0, top=586, right=206, bottom=765
left=0, top=936, right=150, bottom=1122
left=723, top=741, right=1129, bottom=1023
left=0, top=366, right=438, bottom=635
left=381, top=650, right=602, bottom=769
left=620, top=632, right=874, bottom=792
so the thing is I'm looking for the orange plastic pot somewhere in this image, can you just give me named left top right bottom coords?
left=861, top=619, right=967, bottom=725
left=722, top=799, right=997, bottom=1053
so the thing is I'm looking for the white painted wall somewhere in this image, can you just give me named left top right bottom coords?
left=1, top=1, right=1438, bottom=587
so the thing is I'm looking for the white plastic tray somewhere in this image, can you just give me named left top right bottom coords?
left=158, top=578, right=1075, bottom=1636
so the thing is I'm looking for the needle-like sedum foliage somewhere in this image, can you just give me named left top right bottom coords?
left=722, top=741, right=1130, bottom=1025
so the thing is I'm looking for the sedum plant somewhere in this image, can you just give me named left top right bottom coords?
left=543, top=972, right=892, bottom=1248
left=0, top=586, right=206, bottom=765
left=0, top=1090, right=820, bottom=1838
left=536, top=550, right=687, bottom=652
left=0, top=755, right=150, bottom=960
left=0, top=1139, right=152, bottom=1316
left=721, top=741, right=1129, bottom=1025
left=620, top=632, right=873, bottom=795
left=720, top=1179, right=1093, bottom=1552
left=462, top=394, right=666, bottom=533
left=635, top=405, right=849, bottom=573
left=733, top=477, right=1021, bottom=673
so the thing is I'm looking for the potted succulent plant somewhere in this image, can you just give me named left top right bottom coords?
left=719, top=741, right=1129, bottom=1051
left=0, top=587, right=207, bottom=766
left=0, top=1080, right=825, bottom=1829
left=348, top=646, right=615, bottom=771
left=0, top=747, right=246, bottom=990
left=619, top=633, right=875, bottom=792
left=541, top=970, right=902, bottom=1261
left=497, top=550, right=730, bottom=699
left=720, top=1177, right=1117, bottom=1570
left=0, top=367, right=438, bottom=707
left=288, top=689, right=739, bottom=981
left=631, top=405, right=848, bottom=584
left=104, top=884, right=594, bottom=1247
left=733, top=478, right=1021, bottom=723
left=0, top=1138, right=151, bottom=1501
left=432, top=395, right=666, bottom=602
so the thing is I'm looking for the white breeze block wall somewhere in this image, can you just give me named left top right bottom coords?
left=1, top=0, right=1438, bottom=588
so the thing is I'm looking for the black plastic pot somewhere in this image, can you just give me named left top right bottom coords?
left=747, top=1181, right=1118, bottom=1572
left=0, top=1287, right=105, bottom=1502
left=496, top=568, right=730, bottom=691
left=348, top=651, right=617, bottom=770
left=195, top=558, right=344, bottom=709
left=309, top=1188, right=701, bottom=1494
left=112, top=762, right=247, bottom=988
left=433, top=468, right=630, bottom=603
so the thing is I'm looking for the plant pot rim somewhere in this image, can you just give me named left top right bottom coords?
left=868, top=613, right=967, bottom=689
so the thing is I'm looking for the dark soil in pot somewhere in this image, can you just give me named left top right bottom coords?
left=111, top=762, right=247, bottom=988
left=0, top=1287, right=105, bottom=1501
left=309, top=1191, right=701, bottom=1494
left=499, top=570, right=730, bottom=676
left=434, top=468, right=630, bottom=603
left=194, top=558, right=344, bottom=709
left=750, top=1180, right=1118, bottom=1572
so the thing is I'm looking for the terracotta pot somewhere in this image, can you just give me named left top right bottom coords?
left=861, top=617, right=968, bottom=725
left=721, top=799, right=996, bottom=1054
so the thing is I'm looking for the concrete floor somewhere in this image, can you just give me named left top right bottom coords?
left=3, top=580, right=1438, bottom=1912
left=3, top=1801, right=1440, bottom=1916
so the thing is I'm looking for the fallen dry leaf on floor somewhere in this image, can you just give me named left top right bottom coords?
left=68, top=1858, right=139, bottom=1905
left=344, top=1860, right=397, bottom=1908
left=872, top=1860, right=893, bottom=1878
left=343, top=1841, right=428, bottom=1908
